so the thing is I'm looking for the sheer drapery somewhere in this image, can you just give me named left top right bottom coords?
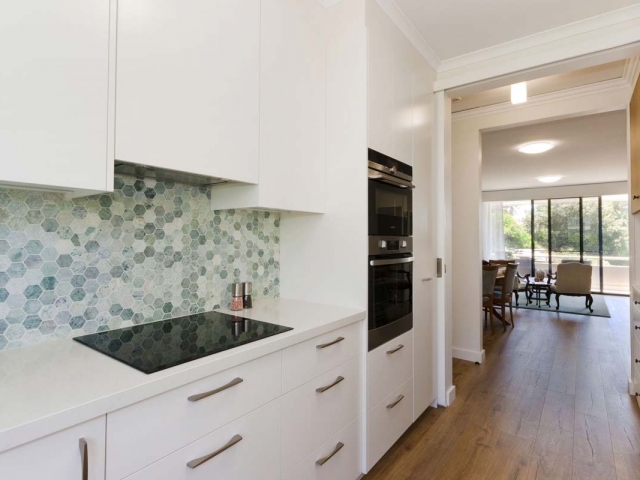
left=482, top=202, right=505, bottom=260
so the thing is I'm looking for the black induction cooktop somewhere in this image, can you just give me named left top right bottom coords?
left=73, top=311, right=293, bottom=374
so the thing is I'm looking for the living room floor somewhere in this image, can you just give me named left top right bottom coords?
left=364, top=296, right=640, bottom=480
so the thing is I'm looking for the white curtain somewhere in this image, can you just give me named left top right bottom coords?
left=482, top=202, right=505, bottom=260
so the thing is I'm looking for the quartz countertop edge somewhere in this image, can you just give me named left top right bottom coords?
left=0, top=298, right=366, bottom=454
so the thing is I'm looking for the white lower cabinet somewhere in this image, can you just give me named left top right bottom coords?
left=367, top=377, right=413, bottom=470
left=281, top=356, right=361, bottom=473
left=0, top=416, right=106, bottom=480
left=124, top=399, right=281, bottom=480
left=367, top=329, right=413, bottom=409
left=283, top=417, right=362, bottom=480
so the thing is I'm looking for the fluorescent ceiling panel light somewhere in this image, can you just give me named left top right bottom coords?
left=537, top=175, right=563, bottom=183
left=511, top=82, right=527, bottom=104
left=518, top=142, right=554, bottom=154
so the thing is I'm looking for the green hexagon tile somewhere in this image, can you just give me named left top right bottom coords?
left=0, top=176, right=280, bottom=350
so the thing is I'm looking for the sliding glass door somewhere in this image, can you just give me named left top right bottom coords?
left=499, top=195, right=629, bottom=294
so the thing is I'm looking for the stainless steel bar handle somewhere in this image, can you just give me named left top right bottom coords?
left=422, top=278, right=433, bottom=282
left=386, top=394, right=405, bottom=409
left=188, top=377, right=243, bottom=402
left=315, top=442, right=345, bottom=466
left=316, top=336, right=345, bottom=349
left=79, top=438, right=88, bottom=480
left=186, top=434, right=243, bottom=469
left=368, top=169, right=414, bottom=189
left=316, top=376, right=345, bottom=393
left=386, top=344, right=404, bottom=355
left=369, top=257, right=414, bottom=267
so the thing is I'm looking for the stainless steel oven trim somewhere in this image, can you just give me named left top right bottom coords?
left=368, top=313, right=412, bottom=352
left=369, top=236, right=413, bottom=255
left=368, top=168, right=414, bottom=189
left=369, top=256, right=414, bottom=267
left=368, top=161, right=412, bottom=182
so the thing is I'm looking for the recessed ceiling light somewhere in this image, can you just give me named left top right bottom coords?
left=511, top=82, right=527, bottom=104
left=537, top=175, right=563, bottom=184
left=518, top=142, right=554, bottom=154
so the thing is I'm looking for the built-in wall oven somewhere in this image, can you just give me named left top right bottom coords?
left=368, top=149, right=414, bottom=351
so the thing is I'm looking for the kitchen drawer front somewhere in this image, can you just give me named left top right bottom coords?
left=367, top=377, right=413, bottom=471
left=0, top=416, right=106, bottom=480
left=634, top=332, right=640, bottom=381
left=283, top=417, right=361, bottom=480
left=124, top=399, right=280, bottom=480
left=281, top=356, right=361, bottom=474
left=282, top=321, right=362, bottom=393
left=367, top=329, right=413, bottom=410
left=107, top=352, right=281, bottom=480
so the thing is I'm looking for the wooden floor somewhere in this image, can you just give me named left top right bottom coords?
left=364, top=296, right=640, bottom=480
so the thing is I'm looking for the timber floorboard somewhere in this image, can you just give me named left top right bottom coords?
left=364, top=296, right=640, bottom=480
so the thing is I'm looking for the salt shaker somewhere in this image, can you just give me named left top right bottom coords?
left=231, top=283, right=244, bottom=311
left=243, top=282, right=253, bottom=309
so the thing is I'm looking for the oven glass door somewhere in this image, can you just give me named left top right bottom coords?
left=368, top=179, right=412, bottom=237
left=368, top=254, right=413, bottom=349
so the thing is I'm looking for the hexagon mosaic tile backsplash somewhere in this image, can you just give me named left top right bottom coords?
left=0, top=176, right=280, bottom=351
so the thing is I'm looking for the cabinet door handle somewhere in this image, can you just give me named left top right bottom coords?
left=386, top=344, right=404, bottom=355
left=634, top=195, right=639, bottom=200
left=635, top=301, right=640, bottom=306
left=79, top=438, right=88, bottom=480
left=188, top=377, right=243, bottom=402
left=316, top=337, right=345, bottom=349
left=316, top=376, right=345, bottom=393
left=186, top=434, right=243, bottom=469
left=386, top=394, right=405, bottom=409
left=315, top=442, right=345, bottom=466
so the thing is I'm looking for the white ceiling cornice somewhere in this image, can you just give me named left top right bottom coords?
left=434, top=4, right=640, bottom=92
left=373, top=0, right=441, bottom=71
left=451, top=64, right=637, bottom=123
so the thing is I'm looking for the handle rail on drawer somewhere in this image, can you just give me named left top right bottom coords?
left=188, top=377, right=243, bottom=402
left=316, top=336, right=345, bottom=349
left=315, top=442, right=345, bottom=466
left=316, top=375, right=345, bottom=393
left=186, top=434, right=243, bottom=469
left=386, top=344, right=404, bottom=355
left=79, top=438, right=88, bottom=480
left=386, top=394, right=405, bottom=409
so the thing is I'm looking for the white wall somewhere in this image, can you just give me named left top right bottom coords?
left=483, top=181, right=628, bottom=202
left=451, top=85, right=631, bottom=361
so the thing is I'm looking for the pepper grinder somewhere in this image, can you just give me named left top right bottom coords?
left=243, top=282, right=253, bottom=309
left=231, top=283, right=244, bottom=311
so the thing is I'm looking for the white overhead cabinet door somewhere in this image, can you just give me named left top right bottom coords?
left=0, top=0, right=114, bottom=193
left=115, top=0, right=261, bottom=184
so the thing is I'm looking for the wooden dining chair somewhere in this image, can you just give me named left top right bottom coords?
left=492, top=263, right=518, bottom=330
left=482, top=265, right=500, bottom=334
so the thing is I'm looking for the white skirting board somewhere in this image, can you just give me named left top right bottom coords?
left=452, top=347, right=485, bottom=364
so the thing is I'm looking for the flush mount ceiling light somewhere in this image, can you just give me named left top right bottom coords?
left=511, top=82, right=527, bottom=104
left=518, top=142, right=554, bottom=154
left=537, top=175, right=563, bottom=184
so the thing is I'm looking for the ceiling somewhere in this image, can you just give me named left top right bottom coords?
left=481, top=110, right=628, bottom=191
left=393, top=0, right=640, bottom=61
left=452, top=61, right=627, bottom=113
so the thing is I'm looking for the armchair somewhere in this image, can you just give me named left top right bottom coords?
left=549, top=262, right=593, bottom=312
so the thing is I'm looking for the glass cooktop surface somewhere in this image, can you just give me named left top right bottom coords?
left=73, top=311, right=292, bottom=374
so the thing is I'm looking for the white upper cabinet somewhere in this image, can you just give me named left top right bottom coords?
left=0, top=0, right=115, bottom=195
left=210, top=0, right=327, bottom=213
left=115, top=0, right=261, bottom=184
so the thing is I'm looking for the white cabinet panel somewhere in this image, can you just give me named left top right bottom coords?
left=367, top=329, right=413, bottom=410
left=281, top=356, right=360, bottom=474
left=0, top=0, right=113, bottom=193
left=125, top=399, right=281, bottom=480
left=116, top=0, right=260, bottom=183
left=0, top=416, right=106, bottom=480
left=282, top=321, right=362, bottom=393
left=283, top=417, right=361, bottom=480
left=107, top=352, right=281, bottom=480
left=367, top=377, right=413, bottom=471
left=393, top=46, right=414, bottom=166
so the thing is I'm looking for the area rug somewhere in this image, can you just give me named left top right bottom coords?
left=514, top=293, right=611, bottom=318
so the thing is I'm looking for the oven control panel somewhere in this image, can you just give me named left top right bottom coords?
left=370, top=236, right=412, bottom=256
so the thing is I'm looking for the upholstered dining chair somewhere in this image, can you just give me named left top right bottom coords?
left=492, top=263, right=518, bottom=330
left=482, top=265, right=500, bottom=334
left=549, top=262, right=594, bottom=312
